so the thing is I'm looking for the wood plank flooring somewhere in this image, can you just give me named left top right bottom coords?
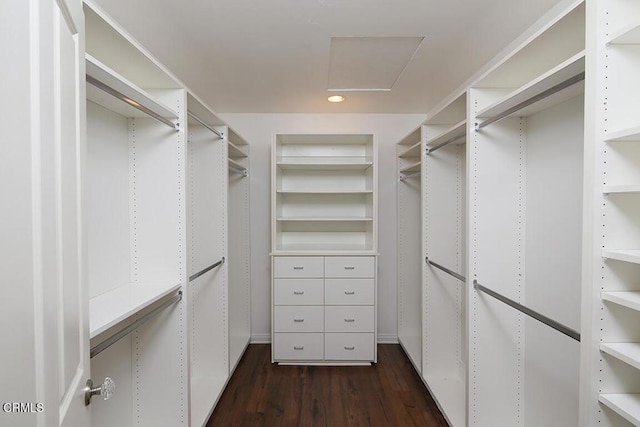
left=206, top=344, right=448, bottom=426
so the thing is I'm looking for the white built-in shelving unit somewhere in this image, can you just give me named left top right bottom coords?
left=185, top=94, right=251, bottom=426
left=422, top=93, right=467, bottom=427
left=397, top=1, right=594, bottom=425
left=226, top=127, right=251, bottom=372
left=85, top=3, right=188, bottom=426
left=272, top=134, right=377, bottom=254
left=271, top=134, right=377, bottom=365
left=397, top=126, right=423, bottom=374
left=468, top=2, right=585, bottom=426
left=583, top=0, right=640, bottom=425
left=84, top=2, right=250, bottom=425
left=397, top=92, right=468, bottom=427
left=186, top=98, right=228, bottom=426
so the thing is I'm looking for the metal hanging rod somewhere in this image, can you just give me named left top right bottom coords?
left=426, top=134, right=466, bottom=154
left=400, top=171, right=421, bottom=182
left=187, top=111, right=224, bottom=139
left=90, top=291, right=183, bottom=359
left=473, top=280, right=580, bottom=342
left=189, top=257, right=225, bottom=282
left=229, top=164, right=248, bottom=177
left=86, top=75, right=178, bottom=130
left=425, top=257, right=466, bottom=282
left=475, top=72, right=585, bottom=131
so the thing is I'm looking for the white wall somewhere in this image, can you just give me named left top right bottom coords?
left=220, top=113, right=426, bottom=343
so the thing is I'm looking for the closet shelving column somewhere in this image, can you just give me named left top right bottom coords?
left=186, top=94, right=251, bottom=425
left=271, top=134, right=377, bottom=364
left=227, top=128, right=251, bottom=372
left=84, top=2, right=188, bottom=426
left=422, top=93, right=467, bottom=427
left=585, top=0, right=640, bottom=424
left=186, top=94, right=229, bottom=427
left=468, top=1, right=585, bottom=426
left=397, top=127, right=423, bottom=374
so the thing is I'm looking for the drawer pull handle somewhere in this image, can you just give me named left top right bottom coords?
left=293, top=318, right=305, bottom=322
left=293, top=291, right=304, bottom=295
left=294, top=346, right=304, bottom=350
left=344, top=346, right=355, bottom=350
left=345, top=291, right=355, bottom=295
left=293, top=266, right=304, bottom=270
left=344, top=318, right=356, bottom=323
left=344, top=266, right=355, bottom=270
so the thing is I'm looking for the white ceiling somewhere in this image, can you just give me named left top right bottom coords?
left=92, top=0, right=563, bottom=114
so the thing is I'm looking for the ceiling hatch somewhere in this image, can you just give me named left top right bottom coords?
left=328, top=36, right=424, bottom=92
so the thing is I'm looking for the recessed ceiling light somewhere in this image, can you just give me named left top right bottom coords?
left=328, top=95, right=345, bottom=103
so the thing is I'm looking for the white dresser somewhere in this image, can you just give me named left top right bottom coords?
left=272, top=255, right=376, bottom=364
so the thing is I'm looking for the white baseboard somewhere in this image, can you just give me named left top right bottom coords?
left=377, top=333, right=399, bottom=344
left=250, top=333, right=271, bottom=344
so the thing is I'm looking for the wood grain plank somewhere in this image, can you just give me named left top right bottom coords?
left=206, top=344, right=448, bottom=426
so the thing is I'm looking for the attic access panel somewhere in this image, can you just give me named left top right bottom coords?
left=328, top=36, right=424, bottom=91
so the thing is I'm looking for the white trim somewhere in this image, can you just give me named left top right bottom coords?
left=251, top=333, right=272, bottom=344
left=377, top=334, right=399, bottom=344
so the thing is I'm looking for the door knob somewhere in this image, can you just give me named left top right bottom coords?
left=84, top=377, right=115, bottom=405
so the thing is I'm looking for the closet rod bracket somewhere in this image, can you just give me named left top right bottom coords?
left=400, top=171, right=421, bottom=182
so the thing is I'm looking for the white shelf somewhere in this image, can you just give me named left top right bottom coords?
left=477, top=51, right=585, bottom=120
left=277, top=156, right=373, bottom=170
left=423, top=373, right=466, bottom=427
left=85, top=54, right=178, bottom=120
left=608, top=22, right=640, bottom=45
left=599, top=394, right=640, bottom=425
left=425, top=120, right=466, bottom=148
left=399, top=141, right=421, bottom=158
left=603, top=249, right=640, bottom=265
left=602, top=291, right=640, bottom=312
left=606, top=125, right=640, bottom=142
left=228, top=159, right=244, bottom=168
left=400, top=161, right=421, bottom=174
left=277, top=189, right=373, bottom=194
left=228, top=158, right=245, bottom=170
left=603, top=185, right=640, bottom=194
left=273, top=244, right=377, bottom=255
left=228, top=140, right=248, bottom=158
left=89, top=282, right=181, bottom=338
left=277, top=216, right=373, bottom=222
left=600, top=343, right=640, bottom=370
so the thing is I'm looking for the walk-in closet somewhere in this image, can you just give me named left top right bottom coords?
left=4, top=0, right=640, bottom=425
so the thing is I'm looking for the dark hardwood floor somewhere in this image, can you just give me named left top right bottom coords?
left=206, top=344, right=448, bottom=426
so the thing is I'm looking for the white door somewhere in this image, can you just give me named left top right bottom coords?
left=54, top=0, right=91, bottom=425
left=0, top=1, right=90, bottom=426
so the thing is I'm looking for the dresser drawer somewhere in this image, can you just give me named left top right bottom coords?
left=274, top=306, right=323, bottom=332
left=324, top=306, right=374, bottom=332
left=324, top=333, right=374, bottom=361
left=324, top=256, right=375, bottom=278
left=274, top=257, right=323, bottom=278
left=325, top=279, right=374, bottom=305
left=274, top=279, right=323, bottom=305
left=273, top=333, right=324, bottom=360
